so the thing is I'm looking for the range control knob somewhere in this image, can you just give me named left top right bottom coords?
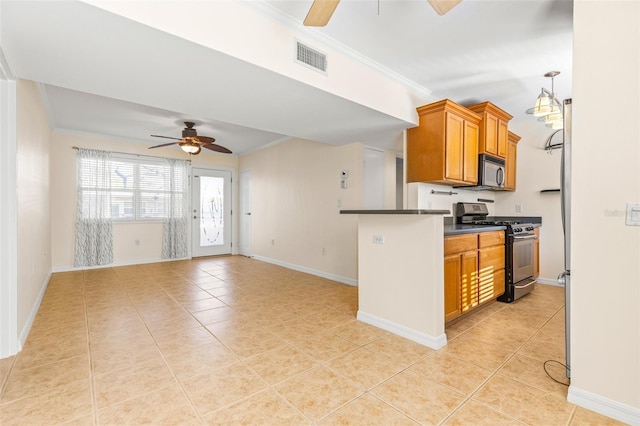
left=526, top=226, right=534, bottom=231
left=514, top=227, right=522, bottom=232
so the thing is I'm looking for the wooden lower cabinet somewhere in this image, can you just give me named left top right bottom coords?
left=444, top=254, right=462, bottom=322
left=461, top=251, right=479, bottom=313
left=534, top=227, right=540, bottom=278
left=445, top=230, right=505, bottom=323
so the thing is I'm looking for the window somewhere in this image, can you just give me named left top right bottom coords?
left=78, top=154, right=188, bottom=221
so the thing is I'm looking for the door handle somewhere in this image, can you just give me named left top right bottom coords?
left=246, top=213, right=252, bottom=216
left=193, top=216, right=197, bottom=219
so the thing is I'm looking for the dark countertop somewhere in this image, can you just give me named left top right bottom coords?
left=444, top=216, right=542, bottom=236
left=444, top=223, right=507, bottom=235
left=340, top=209, right=450, bottom=215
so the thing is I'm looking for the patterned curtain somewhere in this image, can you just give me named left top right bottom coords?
left=74, top=148, right=113, bottom=267
left=162, top=158, right=189, bottom=259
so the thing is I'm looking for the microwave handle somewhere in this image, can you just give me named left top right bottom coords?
left=496, top=167, right=505, bottom=186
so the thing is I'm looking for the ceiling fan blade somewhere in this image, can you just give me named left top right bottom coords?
left=202, top=143, right=232, bottom=154
left=150, top=134, right=181, bottom=141
left=304, top=0, right=340, bottom=26
left=148, top=141, right=180, bottom=149
left=193, top=135, right=216, bottom=144
left=427, top=0, right=462, bottom=15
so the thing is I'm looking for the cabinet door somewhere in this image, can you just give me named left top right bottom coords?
left=534, top=237, right=540, bottom=278
left=484, top=114, right=499, bottom=156
left=505, top=140, right=517, bottom=190
left=444, top=112, right=464, bottom=182
left=497, top=120, right=508, bottom=158
left=463, top=120, right=479, bottom=184
left=444, top=254, right=462, bottom=322
left=460, top=250, right=479, bottom=313
left=479, top=245, right=505, bottom=272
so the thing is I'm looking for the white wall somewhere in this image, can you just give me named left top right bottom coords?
left=50, top=131, right=239, bottom=270
left=407, top=182, right=496, bottom=215
left=568, top=1, right=640, bottom=422
left=16, top=79, right=51, bottom=344
left=239, top=138, right=364, bottom=283
left=495, top=120, right=564, bottom=283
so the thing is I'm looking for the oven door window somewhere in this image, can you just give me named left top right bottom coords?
left=513, top=238, right=535, bottom=283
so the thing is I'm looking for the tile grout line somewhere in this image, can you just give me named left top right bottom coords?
left=82, top=270, right=99, bottom=426
left=117, top=267, right=207, bottom=424
left=437, top=302, right=569, bottom=425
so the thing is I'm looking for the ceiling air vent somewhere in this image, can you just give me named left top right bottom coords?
left=295, top=41, right=327, bottom=74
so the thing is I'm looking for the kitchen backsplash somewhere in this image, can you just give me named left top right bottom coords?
left=408, top=182, right=496, bottom=216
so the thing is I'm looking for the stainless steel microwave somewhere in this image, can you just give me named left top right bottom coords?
left=479, top=154, right=505, bottom=189
left=456, top=154, right=505, bottom=190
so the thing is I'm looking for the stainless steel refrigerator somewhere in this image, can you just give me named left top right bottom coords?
left=559, top=98, right=572, bottom=378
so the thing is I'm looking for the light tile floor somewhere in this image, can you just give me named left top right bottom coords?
left=0, top=256, right=624, bottom=425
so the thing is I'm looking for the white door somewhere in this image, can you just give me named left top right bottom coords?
left=363, top=147, right=385, bottom=209
left=191, top=168, right=232, bottom=257
left=239, top=170, right=252, bottom=257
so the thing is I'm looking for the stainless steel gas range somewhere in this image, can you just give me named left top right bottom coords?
left=455, top=202, right=537, bottom=303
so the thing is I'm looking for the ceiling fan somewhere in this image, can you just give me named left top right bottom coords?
left=149, top=122, right=232, bottom=155
left=304, top=0, right=462, bottom=26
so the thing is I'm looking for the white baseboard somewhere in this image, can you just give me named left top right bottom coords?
left=537, top=277, right=563, bottom=286
left=52, top=256, right=191, bottom=273
left=357, top=310, right=447, bottom=350
left=251, top=255, right=358, bottom=286
left=568, top=385, right=640, bottom=425
left=18, top=272, right=51, bottom=351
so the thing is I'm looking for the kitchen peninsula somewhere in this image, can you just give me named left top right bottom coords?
left=340, top=209, right=450, bottom=349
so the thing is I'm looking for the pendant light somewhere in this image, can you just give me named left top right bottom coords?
left=526, top=71, right=563, bottom=124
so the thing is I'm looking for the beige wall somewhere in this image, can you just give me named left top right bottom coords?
left=495, top=119, right=565, bottom=283
left=16, top=79, right=51, bottom=339
left=239, top=138, right=364, bottom=283
left=50, top=131, right=239, bottom=270
left=569, top=0, right=640, bottom=417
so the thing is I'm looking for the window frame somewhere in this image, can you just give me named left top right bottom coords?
left=77, top=153, right=189, bottom=223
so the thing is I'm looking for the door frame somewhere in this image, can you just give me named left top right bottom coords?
left=0, top=51, right=18, bottom=358
left=190, top=166, right=234, bottom=257
left=238, top=170, right=252, bottom=257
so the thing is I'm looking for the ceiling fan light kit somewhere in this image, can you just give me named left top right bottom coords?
left=179, top=142, right=201, bottom=155
left=148, top=122, right=232, bottom=155
left=526, top=71, right=564, bottom=129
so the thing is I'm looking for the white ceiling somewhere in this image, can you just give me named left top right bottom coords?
left=0, top=0, right=573, bottom=155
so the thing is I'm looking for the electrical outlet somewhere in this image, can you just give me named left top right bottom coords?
left=515, top=203, right=523, bottom=213
left=373, top=235, right=385, bottom=244
left=322, top=247, right=326, bottom=255
left=135, top=239, right=140, bottom=246
left=340, top=179, right=348, bottom=189
left=271, top=239, right=275, bottom=246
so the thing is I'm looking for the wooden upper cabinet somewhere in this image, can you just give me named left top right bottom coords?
left=504, top=131, right=521, bottom=191
left=463, top=120, right=479, bottom=183
left=467, top=102, right=513, bottom=159
left=407, top=99, right=481, bottom=185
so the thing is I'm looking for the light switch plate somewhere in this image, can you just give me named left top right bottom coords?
left=626, top=203, right=640, bottom=226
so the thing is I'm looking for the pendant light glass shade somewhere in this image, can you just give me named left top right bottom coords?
left=539, top=113, right=564, bottom=129
left=526, top=89, right=561, bottom=117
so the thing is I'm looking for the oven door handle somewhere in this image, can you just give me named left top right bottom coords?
left=513, top=235, right=536, bottom=240
left=514, top=279, right=537, bottom=289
